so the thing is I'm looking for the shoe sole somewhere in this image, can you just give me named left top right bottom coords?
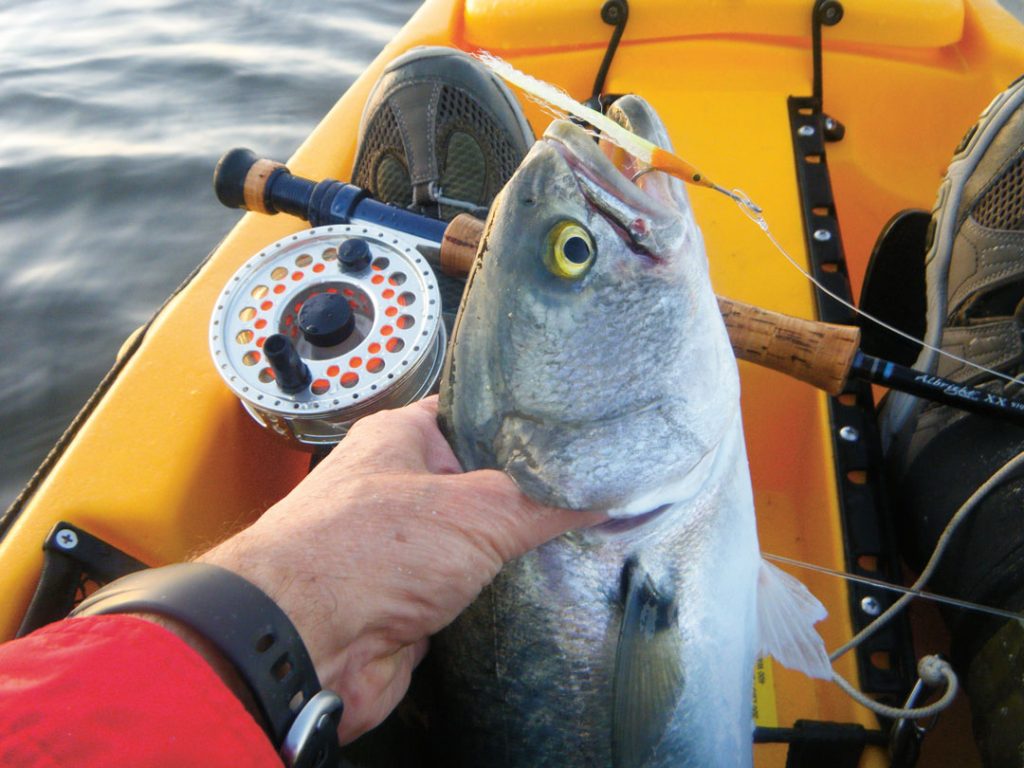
left=881, top=75, right=1024, bottom=446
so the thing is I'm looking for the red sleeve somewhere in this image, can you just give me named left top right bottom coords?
left=0, top=615, right=282, bottom=767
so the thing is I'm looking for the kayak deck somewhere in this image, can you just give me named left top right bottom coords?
left=3, top=1, right=1024, bottom=765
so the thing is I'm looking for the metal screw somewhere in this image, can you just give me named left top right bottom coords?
left=819, top=0, right=844, bottom=25
left=813, top=228, right=832, bottom=242
left=55, top=529, right=79, bottom=550
left=798, top=125, right=815, bottom=137
left=839, top=426, right=859, bottom=442
left=861, top=596, right=881, bottom=616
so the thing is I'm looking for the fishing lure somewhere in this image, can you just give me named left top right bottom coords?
left=478, top=51, right=1023, bottom=390
left=476, top=52, right=762, bottom=213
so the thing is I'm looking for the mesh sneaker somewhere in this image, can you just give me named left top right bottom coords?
left=351, top=46, right=534, bottom=222
left=351, top=47, right=534, bottom=329
left=880, top=75, right=1024, bottom=466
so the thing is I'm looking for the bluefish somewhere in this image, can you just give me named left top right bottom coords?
left=435, top=96, right=831, bottom=767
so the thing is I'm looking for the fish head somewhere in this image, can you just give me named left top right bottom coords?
left=440, top=112, right=739, bottom=514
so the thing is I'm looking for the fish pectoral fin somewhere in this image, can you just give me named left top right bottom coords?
left=612, top=558, right=684, bottom=768
left=757, top=559, right=832, bottom=680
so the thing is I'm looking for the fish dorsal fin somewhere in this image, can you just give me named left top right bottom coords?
left=757, top=559, right=832, bottom=679
left=612, top=558, right=684, bottom=768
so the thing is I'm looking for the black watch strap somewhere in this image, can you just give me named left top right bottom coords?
left=70, top=563, right=342, bottom=766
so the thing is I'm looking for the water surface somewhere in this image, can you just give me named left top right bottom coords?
left=0, top=0, right=417, bottom=508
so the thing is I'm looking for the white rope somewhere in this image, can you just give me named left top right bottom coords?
left=817, top=449, right=1024, bottom=720
left=831, top=656, right=958, bottom=720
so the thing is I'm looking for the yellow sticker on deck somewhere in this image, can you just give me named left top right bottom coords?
left=752, top=656, right=778, bottom=728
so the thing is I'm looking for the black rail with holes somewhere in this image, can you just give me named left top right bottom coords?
left=788, top=11, right=916, bottom=717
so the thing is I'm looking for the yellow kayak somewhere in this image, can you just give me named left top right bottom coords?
left=3, top=1, right=1024, bottom=765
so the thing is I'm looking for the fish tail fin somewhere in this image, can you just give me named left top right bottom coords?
left=757, top=559, right=833, bottom=680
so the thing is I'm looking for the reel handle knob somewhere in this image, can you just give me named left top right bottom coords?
left=338, top=239, right=372, bottom=273
left=264, top=334, right=312, bottom=393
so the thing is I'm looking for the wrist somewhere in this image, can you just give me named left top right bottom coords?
left=69, top=563, right=343, bottom=766
left=196, top=527, right=364, bottom=680
left=131, top=612, right=266, bottom=727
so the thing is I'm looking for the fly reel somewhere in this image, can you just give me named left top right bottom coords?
left=210, top=224, right=446, bottom=445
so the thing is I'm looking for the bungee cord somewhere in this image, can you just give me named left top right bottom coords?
left=832, top=657, right=959, bottom=721
left=768, top=449, right=1024, bottom=721
left=828, top=448, right=1024, bottom=662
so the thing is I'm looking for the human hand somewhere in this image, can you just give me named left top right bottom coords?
left=198, top=395, right=603, bottom=743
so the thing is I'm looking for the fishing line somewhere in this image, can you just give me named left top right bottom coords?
left=762, top=553, right=1024, bottom=623
left=828, top=447, right=1024, bottom=661
left=478, top=51, right=1021, bottom=388
left=733, top=198, right=1024, bottom=388
left=801, top=449, right=1024, bottom=720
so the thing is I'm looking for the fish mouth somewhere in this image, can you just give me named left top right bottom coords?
left=541, top=120, right=687, bottom=260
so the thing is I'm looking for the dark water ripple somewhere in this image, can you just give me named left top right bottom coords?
left=0, top=0, right=417, bottom=508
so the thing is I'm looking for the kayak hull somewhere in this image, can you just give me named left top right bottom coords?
left=4, top=1, right=1024, bottom=765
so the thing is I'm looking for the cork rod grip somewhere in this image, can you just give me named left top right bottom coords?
left=439, top=214, right=485, bottom=276
left=243, top=159, right=286, bottom=214
left=717, top=296, right=860, bottom=396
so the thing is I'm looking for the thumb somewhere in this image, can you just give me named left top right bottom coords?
left=450, top=469, right=606, bottom=563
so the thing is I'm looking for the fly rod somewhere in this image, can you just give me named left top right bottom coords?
left=215, top=149, right=1024, bottom=426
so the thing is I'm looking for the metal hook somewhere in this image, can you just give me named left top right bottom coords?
left=630, top=167, right=656, bottom=183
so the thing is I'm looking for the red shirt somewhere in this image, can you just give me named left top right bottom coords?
left=0, top=615, right=281, bottom=767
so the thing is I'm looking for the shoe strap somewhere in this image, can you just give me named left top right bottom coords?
left=386, top=79, right=443, bottom=208
left=947, top=216, right=1024, bottom=318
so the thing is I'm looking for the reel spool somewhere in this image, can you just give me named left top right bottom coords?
left=210, top=224, right=445, bottom=445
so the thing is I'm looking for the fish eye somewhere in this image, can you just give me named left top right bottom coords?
left=546, top=221, right=595, bottom=280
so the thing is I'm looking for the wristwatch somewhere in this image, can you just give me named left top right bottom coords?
left=70, top=562, right=342, bottom=768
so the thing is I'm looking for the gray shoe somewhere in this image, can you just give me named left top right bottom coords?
left=880, top=75, right=1024, bottom=467
left=351, top=46, right=534, bottom=222
left=876, top=78, right=1024, bottom=768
